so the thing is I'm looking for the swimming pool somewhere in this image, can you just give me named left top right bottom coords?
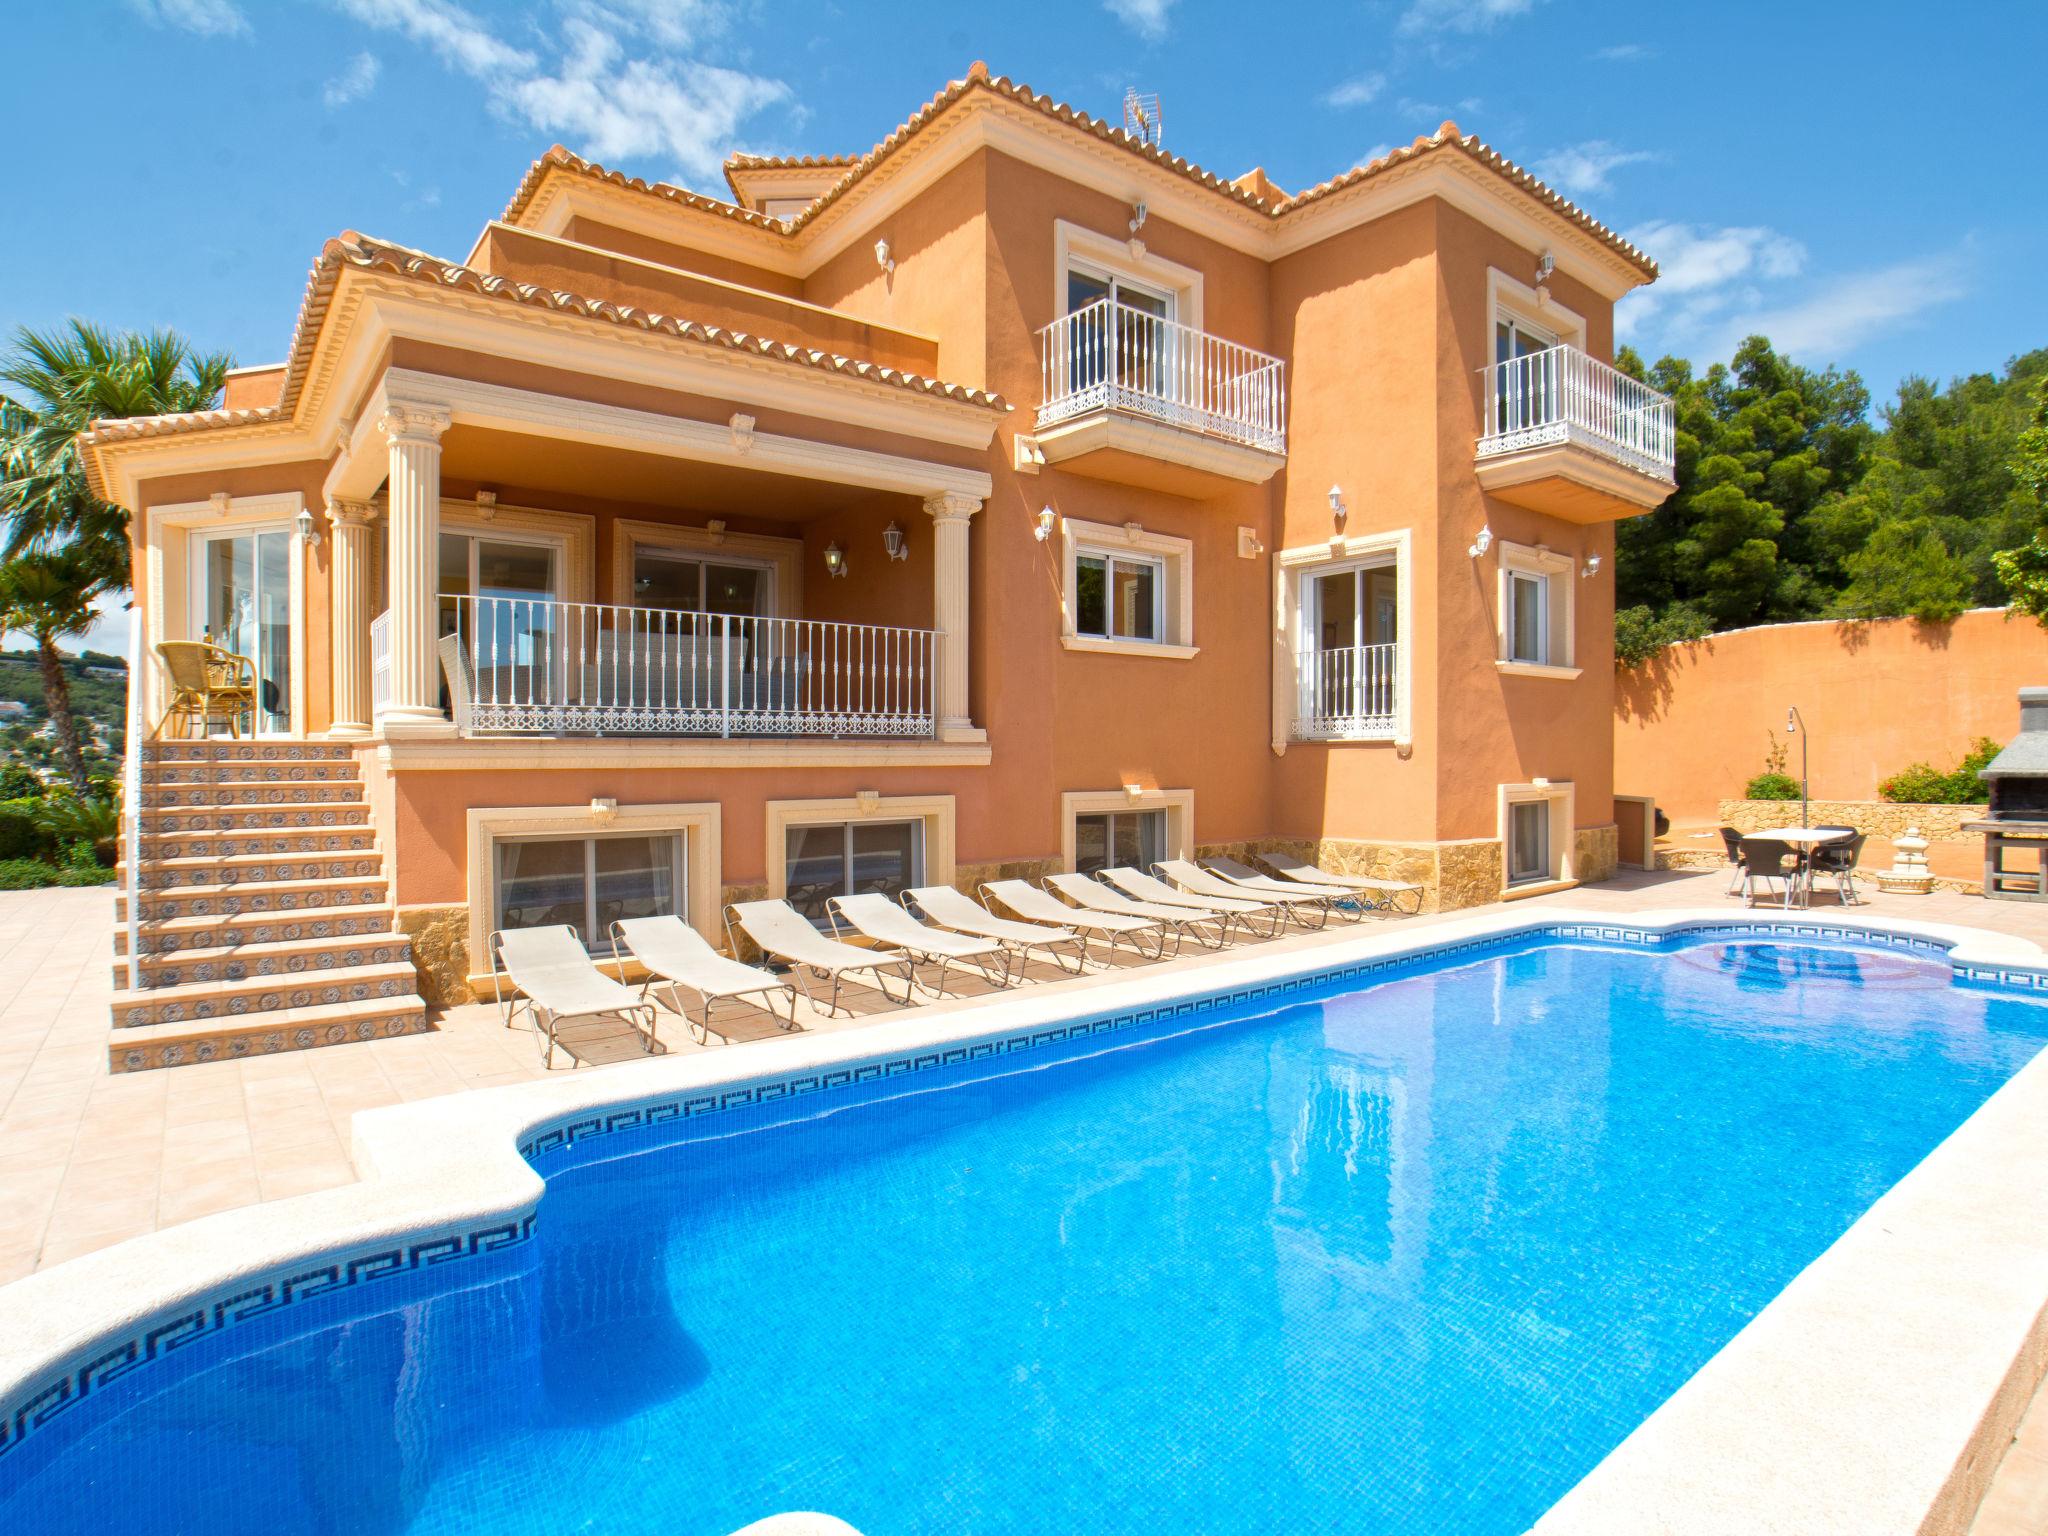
left=5, top=924, right=2047, bottom=1535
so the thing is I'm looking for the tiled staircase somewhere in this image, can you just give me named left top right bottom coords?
left=110, top=741, right=430, bottom=1072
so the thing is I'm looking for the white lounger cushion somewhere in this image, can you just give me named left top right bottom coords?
left=612, top=916, right=788, bottom=1001
left=1102, top=866, right=1269, bottom=915
left=907, top=886, right=1077, bottom=946
left=1046, top=873, right=1218, bottom=924
left=1202, top=855, right=1355, bottom=899
left=1153, top=859, right=1312, bottom=909
left=984, top=879, right=1156, bottom=935
left=496, top=925, right=648, bottom=1016
left=1260, top=854, right=1420, bottom=895
left=729, top=900, right=901, bottom=972
left=830, top=894, right=1003, bottom=960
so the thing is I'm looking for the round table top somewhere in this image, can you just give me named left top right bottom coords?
left=1747, top=827, right=1855, bottom=845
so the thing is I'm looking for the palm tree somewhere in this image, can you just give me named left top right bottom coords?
left=0, top=320, right=231, bottom=596
left=0, top=550, right=101, bottom=795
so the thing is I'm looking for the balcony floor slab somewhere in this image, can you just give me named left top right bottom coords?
left=1034, top=410, right=1284, bottom=499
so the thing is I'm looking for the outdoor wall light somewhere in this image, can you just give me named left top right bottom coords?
left=295, top=504, right=322, bottom=549
left=1327, top=484, right=1347, bottom=522
left=874, top=238, right=895, bottom=276
left=1582, top=553, right=1602, bottom=578
left=1129, top=201, right=1148, bottom=237
left=1536, top=249, right=1555, bottom=283
left=1035, top=506, right=1058, bottom=542
left=883, top=521, right=909, bottom=561
left=824, top=541, right=849, bottom=578
left=1468, top=524, right=1493, bottom=559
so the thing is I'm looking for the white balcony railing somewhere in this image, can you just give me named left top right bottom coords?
left=1478, top=344, right=1675, bottom=481
left=1037, top=297, right=1287, bottom=453
left=444, top=595, right=937, bottom=739
left=369, top=610, right=392, bottom=716
left=1293, top=643, right=1401, bottom=740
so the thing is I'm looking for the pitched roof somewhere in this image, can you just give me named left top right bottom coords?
left=508, top=63, right=1655, bottom=280
left=81, top=230, right=1006, bottom=452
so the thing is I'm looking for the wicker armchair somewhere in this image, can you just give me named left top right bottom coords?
left=154, top=641, right=257, bottom=739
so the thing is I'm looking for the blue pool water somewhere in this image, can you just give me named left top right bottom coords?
left=7, top=933, right=2048, bottom=1535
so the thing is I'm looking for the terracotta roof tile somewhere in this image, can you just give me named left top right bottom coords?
left=81, top=230, right=1006, bottom=450
left=506, top=68, right=1654, bottom=280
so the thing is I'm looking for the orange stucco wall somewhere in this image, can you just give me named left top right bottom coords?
left=1615, top=609, right=2048, bottom=818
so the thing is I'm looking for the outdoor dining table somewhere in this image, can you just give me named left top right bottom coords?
left=1743, top=826, right=1855, bottom=907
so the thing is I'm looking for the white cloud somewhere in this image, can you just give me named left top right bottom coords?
left=1323, top=72, right=1387, bottom=109
left=1397, top=0, right=1535, bottom=37
left=1105, top=0, right=1177, bottom=38
left=1532, top=140, right=1657, bottom=196
left=1709, top=253, right=1970, bottom=361
left=1628, top=221, right=1808, bottom=297
left=332, top=0, right=789, bottom=184
left=126, top=0, right=248, bottom=37
left=1361, top=142, right=1396, bottom=166
left=323, top=51, right=382, bottom=108
left=1593, top=42, right=1652, bottom=61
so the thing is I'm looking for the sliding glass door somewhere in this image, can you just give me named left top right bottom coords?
left=193, top=526, right=293, bottom=734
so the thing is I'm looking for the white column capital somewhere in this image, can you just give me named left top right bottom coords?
left=921, top=491, right=982, bottom=523
left=326, top=497, right=378, bottom=528
left=378, top=401, right=452, bottom=447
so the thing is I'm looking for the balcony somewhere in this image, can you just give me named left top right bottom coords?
left=375, top=598, right=938, bottom=739
left=1034, top=298, right=1286, bottom=498
left=1292, top=643, right=1401, bottom=741
left=1475, top=345, right=1676, bottom=523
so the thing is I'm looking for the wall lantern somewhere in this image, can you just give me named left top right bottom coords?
left=824, top=541, right=849, bottom=579
left=882, top=521, right=909, bottom=562
left=295, top=504, right=322, bottom=549
left=1034, top=506, right=1058, bottom=543
left=1327, top=484, right=1347, bottom=523
left=874, top=238, right=895, bottom=276
left=1582, top=553, right=1603, bottom=578
left=1468, top=524, right=1493, bottom=559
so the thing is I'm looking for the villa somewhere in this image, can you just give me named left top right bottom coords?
left=81, top=63, right=1674, bottom=1068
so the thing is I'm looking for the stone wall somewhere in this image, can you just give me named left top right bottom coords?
left=1574, top=823, right=1620, bottom=884
left=1204, top=835, right=1507, bottom=913
left=396, top=905, right=470, bottom=1007
left=1716, top=799, right=1985, bottom=841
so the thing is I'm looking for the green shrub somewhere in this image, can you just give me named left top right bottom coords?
left=35, top=794, right=118, bottom=866
left=0, top=798, right=55, bottom=861
left=1745, top=772, right=1802, bottom=801
left=1878, top=736, right=1999, bottom=804
left=0, top=764, right=43, bottom=800
left=0, top=858, right=114, bottom=890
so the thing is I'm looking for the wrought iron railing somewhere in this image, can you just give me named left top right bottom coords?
left=1037, top=297, right=1287, bottom=453
left=369, top=610, right=392, bottom=716
left=442, top=595, right=938, bottom=739
left=1293, top=642, right=1401, bottom=740
left=1478, top=343, right=1675, bottom=480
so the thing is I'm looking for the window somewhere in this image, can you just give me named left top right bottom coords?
left=1496, top=315, right=1558, bottom=433
left=783, top=819, right=924, bottom=924
left=1073, top=809, right=1166, bottom=875
left=1299, top=560, right=1401, bottom=733
left=1507, top=801, right=1550, bottom=885
left=631, top=551, right=772, bottom=619
left=1495, top=541, right=1578, bottom=677
left=1076, top=550, right=1163, bottom=642
left=1059, top=518, right=1196, bottom=658
left=494, top=831, right=683, bottom=952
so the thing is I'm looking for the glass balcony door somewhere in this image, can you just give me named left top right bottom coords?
left=194, top=525, right=293, bottom=734
left=1066, top=267, right=1174, bottom=397
left=440, top=533, right=558, bottom=705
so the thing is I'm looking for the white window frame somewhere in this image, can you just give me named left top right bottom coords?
left=437, top=526, right=565, bottom=602
left=1074, top=547, right=1167, bottom=644
left=613, top=519, right=803, bottom=618
left=491, top=828, right=688, bottom=956
left=629, top=546, right=779, bottom=616
left=187, top=518, right=303, bottom=738
left=465, top=800, right=723, bottom=985
left=765, top=794, right=956, bottom=902
left=1054, top=221, right=1203, bottom=333
left=1487, top=269, right=1587, bottom=356
left=1061, top=788, right=1194, bottom=874
left=1058, top=516, right=1197, bottom=659
left=1274, top=529, right=1413, bottom=749
left=1495, top=540, right=1580, bottom=679
left=1498, top=780, right=1577, bottom=894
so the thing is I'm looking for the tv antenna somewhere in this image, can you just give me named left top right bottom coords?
left=1123, top=88, right=1163, bottom=148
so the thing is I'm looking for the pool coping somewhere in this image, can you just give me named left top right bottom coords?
left=5, top=905, right=2048, bottom=1534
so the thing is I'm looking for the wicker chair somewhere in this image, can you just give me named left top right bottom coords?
left=1740, top=837, right=1802, bottom=909
left=154, top=641, right=256, bottom=739
left=1807, top=832, right=1868, bottom=906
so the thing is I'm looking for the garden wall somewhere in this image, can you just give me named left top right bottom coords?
left=1616, top=608, right=2047, bottom=820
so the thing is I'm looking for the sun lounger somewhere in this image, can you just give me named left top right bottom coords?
left=610, top=916, right=799, bottom=1045
left=981, top=878, right=1173, bottom=961
left=1154, top=857, right=1329, bottom=931
left=1101, top=865, right=1281, bottom=942
left=1045, top=871, right=1228, bottom=951
left=828, top=893, right=1013, bottom=993
left=1199, top=855, right=1362, bottom=924
left=489, top=924, right=659, bottom=1067
left=725, top=899, right=917, bottom=1017
left=905, top=885, right=1089, bottom=976
left=1258, top=853, right=1423, bottom=914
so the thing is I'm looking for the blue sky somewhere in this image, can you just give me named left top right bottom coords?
left=5, top=0, right=2043, bottom=407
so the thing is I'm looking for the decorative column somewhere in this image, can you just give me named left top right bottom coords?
left=326, top=497, right=377, bottom=737
left=923, top=491, right=984, bottom=742
left=376, top=402, right=452, bottom=736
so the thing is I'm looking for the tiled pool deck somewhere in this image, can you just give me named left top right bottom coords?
left=4, top=869, right=2048, bottom=1528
